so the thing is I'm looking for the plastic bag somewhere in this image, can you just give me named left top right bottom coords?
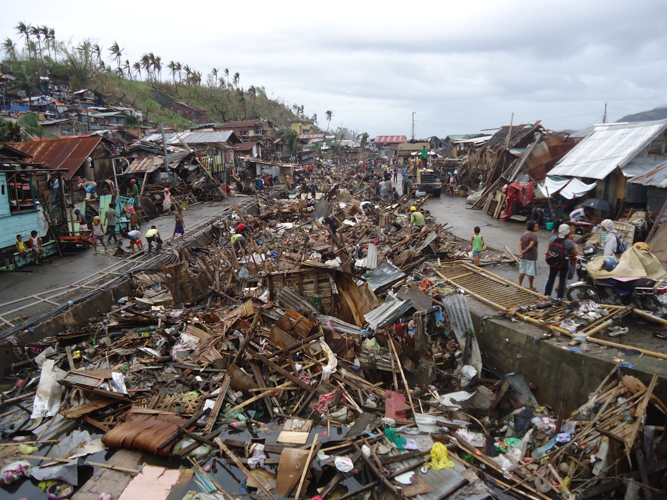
left=425, top=442, right=454, bottom=470
left=320, top=338, right=337, bottom=381
left=0, top=460, right=31, bottom=486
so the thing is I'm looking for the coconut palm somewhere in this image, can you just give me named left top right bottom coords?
left=47, top=28, right=56, bottom=61
left=233, top=72, right=240, bottom=89
left=133, top=61, right=142, bottom=80
left=325, top=110, right=334, bottom=131
left=224, top=68, right=229, bottom=87
left=29, top=25, right=41, bottom=57
left=247, top=85, right=257, bottom=114
left=358, top=132, right=369, bottom=152
left=211, top=68, right=218, bottom=88
left=39, top=26, right=49, bottom=57
left=109, top=41, right=123, bottom=70
left=0, top=113, right=47, bottom=142
left=124, top=60, right=132, bottom=79
left=15, top=22, right=31, bottom=46
left=276, top=127, right=298, bottom=157
left=92, top=43, right=103, bottom=66
left=154, top=56, right=162, bottom=81
left=2, top=38, right=17, bottom=59
left=141, top=54, right=152, bottom=81
left=124, top=115, right=141, bottom=129
left=168, top=61, right=177, bottom=83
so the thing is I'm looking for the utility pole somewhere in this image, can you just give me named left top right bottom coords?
left=159, top=122, right=170, bottom=169
left=411, top=112, right=416, bottom=141
left=603, top=103, right=607, bottom=124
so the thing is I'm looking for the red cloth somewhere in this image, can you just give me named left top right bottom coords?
left=500, top=182, right=536, bottom=221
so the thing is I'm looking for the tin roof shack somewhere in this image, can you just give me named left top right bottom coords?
left=40, top=118, right=88, bottom=137
left=216, top=119, right=275, bottom=139
left=550, top=119, right=667, bottom=213
left=233, top=141, right=262, bottom=160
left=373, top=135, right=407, bottom=158
left=8, top=136, right=117, bottom=182
left=163, top=101, right=209, bottom=123
left=0, top=145, right=65, bottom=267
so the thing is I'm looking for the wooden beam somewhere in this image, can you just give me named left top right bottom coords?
left=248, top=350, right=313, bottom=391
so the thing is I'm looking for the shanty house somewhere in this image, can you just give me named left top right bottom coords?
left=373, top=135, right=406, bottom=158
left=216, top=120, right=275, bottom=138
left=549, top=119, right=667, bottom=211
left=8, top=136, right=117, bottom=183
left=40, top=118, right=88, bottom=137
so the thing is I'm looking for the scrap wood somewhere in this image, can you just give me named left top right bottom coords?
left=21, top=455, right=141, bottom=474
left=215, top=438, right=278, bottom=500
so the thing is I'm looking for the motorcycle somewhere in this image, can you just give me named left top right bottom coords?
left=566, top=245, right=667, bottom=314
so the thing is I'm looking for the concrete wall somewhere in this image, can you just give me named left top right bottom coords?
left=467, top=299, right=667, bottom=414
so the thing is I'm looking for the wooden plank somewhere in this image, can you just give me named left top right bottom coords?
left=248, top=350, right=313, bottom=391
left=61, top=398, right=116, bottom=419
left=71, top=449, right=144, bottom=500
left=204, top=374, right=231, bottom=434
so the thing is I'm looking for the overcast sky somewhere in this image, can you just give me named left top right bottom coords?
left=2, top=0, right=666, bottom=138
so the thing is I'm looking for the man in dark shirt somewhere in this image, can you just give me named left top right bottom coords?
left=518, top=221, right=539, bottom=290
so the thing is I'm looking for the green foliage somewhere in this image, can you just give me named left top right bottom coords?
left=0, top=113, right=47, bottom=142
left=124, top=115, right=141, bottom=128
left=276, top=127, right=298, bottom=156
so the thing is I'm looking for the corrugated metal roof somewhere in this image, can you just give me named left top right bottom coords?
left=8, top=136, right=103, bottom=179
left=362, top=262, right=405, bottom=291
left=364, top=296, right=412, bottom=331
left=316, top=315, right=362, bottom=335
left=549, top=119, right=667, bottom=179
left=142, top=131, right=240, bottom=146
left=374, top=135, right=406, bottom=144
left=125, top=156, right=164, bottom=174
left=629, top=160, right=667, bottom=188
left=276, top=286, right=320, bottom=317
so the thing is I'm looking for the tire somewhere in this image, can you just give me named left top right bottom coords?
left=432, top=190, right=441, bottom=198
left=566, top=284, right=600, bottom=302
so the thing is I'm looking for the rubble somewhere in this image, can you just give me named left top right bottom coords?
left=0, top=162, right=665, bottom=500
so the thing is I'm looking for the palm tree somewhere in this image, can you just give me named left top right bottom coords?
left=109, top=41, right=123, bottom=70
left=183, top=64, right=192, bottom=85
left=2, top=38, right=17, bottom=59
left=30, top=25, right=41, bottom=57
left=48, top=28, right=56, bottom=61
left=26, top=40, right=38, bottom=60
left=124, top=60, right=132, bottom=79
left=233, top=72, right=240, bottom=90
left=154, top=56, right=162, bottom=82
left=325, top=110, right=334, bottom=131
left=168, top=61, right=177, bottom=83
left=77, top=41, right=93, bottom=70
left=39, top=26, right=49, bottom=57
left=247, top=85, right=257, bottom=115
left=124, top=115, right=141, bottom=129
left=0, top=113, right=47, bottom=142
left=211, top=68, right=218, bottom=88
left=133, top=61, right=142, bottom=80
left=92, top=43, right=102, bottom=66
left=224, top=68, right=229, bottom=87
left=276, top=128, right=298, bottom=157
left=15, top=22, right=31, bottom=48
left=358, top=132, right=370, bottom=153
left=175, top=62, right=182, bottom=84
left=141, top=54, right=152, bottom=81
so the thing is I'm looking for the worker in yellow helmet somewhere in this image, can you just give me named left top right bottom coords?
left=409, top=206, right=426, bottom=226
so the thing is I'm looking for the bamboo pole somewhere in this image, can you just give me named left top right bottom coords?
left=294, top=434, right=319, bottom=500
left=389, top=336, right=416, bottom=417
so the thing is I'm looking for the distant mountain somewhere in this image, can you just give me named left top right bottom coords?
left=618, top=107, right=667, bottom=123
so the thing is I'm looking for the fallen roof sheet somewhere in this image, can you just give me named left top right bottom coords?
left=362, top=261, right=405, bottom=291
left=628, top=159, right=667, bottom=188
left=364, top=296, right=412, bottom=331
left=276, top=286, right=320, bottom=317
left=8, top=136, right=103, bottom=178
left=125, top=156, right=164, bottom=174
left=549, top=119, right=667, bottom=179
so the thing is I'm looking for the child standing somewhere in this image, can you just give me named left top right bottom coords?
left=171, top=208, right=185, bottom=242
left=471, top=226, right=485, bottom=266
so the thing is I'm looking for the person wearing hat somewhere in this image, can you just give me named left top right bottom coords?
left=544, top=223, right=578, bottom=300
left=91, top=216, right=108, bottom=255
left=601, top=219, right=621, bottom=256
left=409, top=206, right=426, bottom=226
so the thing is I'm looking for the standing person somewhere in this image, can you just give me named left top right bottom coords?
left=163, top=188, right=172, bottom=214
left=519, top=221, right=539, bottom=290
left=419, top=145, right=429, bottom=168
left=449, top=174, right=457, bottom=196
left=544, top=224, right=578, bottom=300
left=600, top=219, right=625, bottom=256
left=145, top=226, right=162, bottom=252
left=171, top=207, right=185, bottom=242
left=104, top=202, right=119, bottom=243
left=380, top=179, right=387, bottom=199
left=126, top=206, right=139, bottom=230
left=91, top=216, right=108, bottom=255
left=310, top=183, right=317, bottom=198
left=393, top=167, right=398, bottom=182
left=402, top=165, right=407, bottom=177
left=130, top=179, right=140, bottom=208
left=374, top=177, right=381, bottom=197
left=471, top=226, right=485, bottom=266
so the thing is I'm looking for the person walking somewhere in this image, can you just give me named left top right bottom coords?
left=393, top=167, right=398, bottom=182
left=171, top=207, right=185, bottom=242
left=518, top=221, right=539, bottom=290
left=544, top=223, right=578, bottom=300
left=471, top=226, right=485, bottom=266
left=163, top=188, right=172, bottom=214
left=91, top=216, right=108, bottom=255
left=374, top=177, right=381, bottom=197
left=104, top=202, right=119, bottom=243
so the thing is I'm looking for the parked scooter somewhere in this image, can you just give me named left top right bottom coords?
left=566, top=244, right=667, bottom=314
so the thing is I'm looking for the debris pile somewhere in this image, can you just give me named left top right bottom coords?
left=0, top=163, right=665, bottom=500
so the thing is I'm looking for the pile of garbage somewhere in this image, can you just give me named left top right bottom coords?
left=0, top=162, right=665, bottom=500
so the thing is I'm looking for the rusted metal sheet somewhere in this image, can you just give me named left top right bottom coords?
left=125, top=156, right=164, bottom=174
left=628, top=160, right=667, bottom=188
left=9, top=136, right=103, bottom=179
